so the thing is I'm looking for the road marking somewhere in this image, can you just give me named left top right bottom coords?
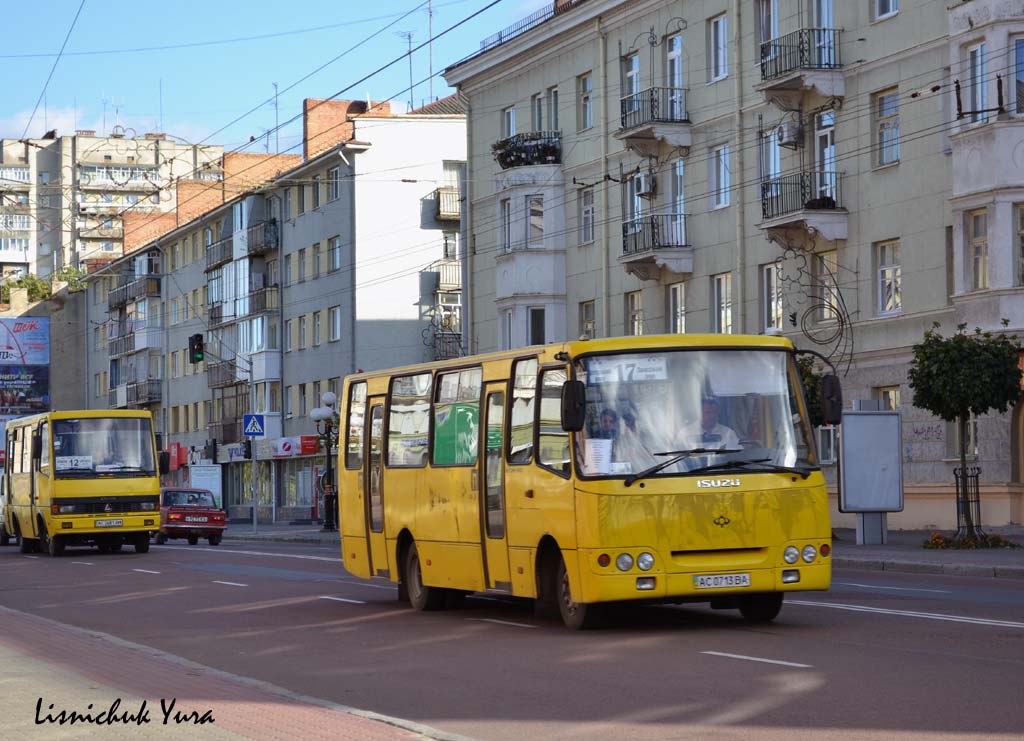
left=790, top=600, right=1024, bottom=628
left=702, top=651, right=812, bottom=668
left=24, top=555, right=40, bottom=559
left=468, top=618, right=537, bottom=629
left=133, top=569, right=161, bottom=574
left=339, top=579, right=395, bottom=591
left=835, top=581, right=951, bottom=594
left=72, top=561, right=94, bottom=566
left=319, top=596, right=366, bottom=605
left=161, top=545, right=342, bottom=563
left=212, top=580, right=248, bottom=587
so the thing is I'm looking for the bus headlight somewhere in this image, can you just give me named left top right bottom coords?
left=637, top=552, right=655, bottom=571
left=58, top=505, right=76, bottom=514
left=802, top=545, right=818, bottom=563
left=784, top=546, right=800, bottom=564
left=140, top=502, right=156, bottom=511
left=615, top=553, right=634, bottom=572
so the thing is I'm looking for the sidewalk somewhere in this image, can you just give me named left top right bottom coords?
left=0, top=605, right=466, bottom=741
left=222, top=524, right=1024, bottom=580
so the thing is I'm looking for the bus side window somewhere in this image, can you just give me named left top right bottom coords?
left=39, top=422, right=50, bottom=473
left=508, top=358, right=538, bottom=465
left=538, top=367, right=571, bottom=475
left=345, top=382, right=367, bottom=470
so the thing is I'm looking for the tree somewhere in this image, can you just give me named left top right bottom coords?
left=0, top=273, right=51, bottom=303
left=908, top=322, right=1022, bottom=538
left=54, top=265, right=88, bottom=292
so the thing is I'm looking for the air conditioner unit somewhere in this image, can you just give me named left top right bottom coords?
left=636, top=171, right=656, bottom=197
left=777, top=122, right=802, bottom=149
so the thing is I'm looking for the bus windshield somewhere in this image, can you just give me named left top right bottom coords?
left=574, top=349, right=816, bottom=480
left=52, top=417, right=156, bottom=477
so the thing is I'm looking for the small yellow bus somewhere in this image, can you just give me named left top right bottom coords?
left=338, top=334, right=841, bottom=629
left=2, top=410, right=166, bottom=556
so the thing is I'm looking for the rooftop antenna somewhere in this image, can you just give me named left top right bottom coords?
left=159, top=78, right=164, bottom=132
left=396, top=31, right=414, bottom=111
left=428, top=0, right=434, bottom=100
left=272, top=82, right=279, bottom=153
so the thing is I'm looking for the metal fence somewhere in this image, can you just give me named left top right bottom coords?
left=760, top=28, right=841, bottom=81
left=479, top=0, right=591, bottom=52
left=760, top=171, right=842, bottom=220
left=620, top=87, right=688, bottom=130
left=954, top=466, right=985, bottom=539
left=621, top=213, right=688, bottom=255
left=492, top=131, right=562, bottom=169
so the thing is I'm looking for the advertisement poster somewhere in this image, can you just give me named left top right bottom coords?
left=0, top=318, right=50, bottom=463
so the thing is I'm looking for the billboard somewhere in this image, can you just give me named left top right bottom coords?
left=0, top=317, right=50, bottom=463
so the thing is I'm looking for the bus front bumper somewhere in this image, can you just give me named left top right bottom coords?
left=51, top=515, right=158, bottom=535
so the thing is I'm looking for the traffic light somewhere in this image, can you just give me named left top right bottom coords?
left=188, top=333, right=205, bottom=364
left=241, top=439, right=252, bottom=460
left=203, top=438, right=218, bottom=462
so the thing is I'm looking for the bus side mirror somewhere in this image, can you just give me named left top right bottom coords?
left=31, top=435, right=41, bottom=460
left=822, top=374, right=843, bottom=426
left=158, top=452, right=170, bottom=475
left=561, top=380, right=586, bottom=432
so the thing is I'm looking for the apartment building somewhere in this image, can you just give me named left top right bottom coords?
left=85, top=98, right=466, bottom=523
left=445, top=0, right=1024, bottom=528
left=0, top=130, right=223, bottom=275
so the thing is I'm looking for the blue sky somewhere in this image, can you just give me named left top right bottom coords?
left=4, top=0, right=545, bottom=154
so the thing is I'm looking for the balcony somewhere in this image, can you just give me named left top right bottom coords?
left=108, top=333, right=135, bottom=357
left=209, top=286, right=279, bottom=328
left=210, top=418, right=242, bottom=444
left=127, top=379, right=161, bottom=406
left=0, top=167, right=31, bottom=187
left=108, top=276, right=160, bottom=310
left=614, top=87, right=691, bottom=157
left=208, top=360, right=243, bottom=389
left=424, top=258, right=461, bottom=290
left=80, top=224, right=124, bottom=240
left=756, top=28, right=843, bottom=109
left=619, top=213, right=693, bottom=281
left=246, top=219, right=279, bottom=256
left=491, top=131, right=561, bottom=170
left=435, top=187, right=461, bottom=221
left=758, top=171, right=847, bottom=243
left=0, top=214, right=31, bottom=233
left=205, top=235, right=233, bottom=271
left=77, top=201, right=123, bottom=215
left=478, top=0, right=590, bottom=53
left=434, top=332, right=463, bottom=361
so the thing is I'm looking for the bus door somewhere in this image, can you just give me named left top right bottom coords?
left=364, top=400, right=390, bottom=577
left=480, top=386, right=511, bottom=591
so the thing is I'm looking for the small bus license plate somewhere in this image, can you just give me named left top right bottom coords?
left=95, top=519, right=123, bottom=528
left=694, top=573, right=751, bottom=589
left=185, top=516, right=208, bottom=523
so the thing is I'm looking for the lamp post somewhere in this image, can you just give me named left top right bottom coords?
left=310, top=391, right=338, bottom=532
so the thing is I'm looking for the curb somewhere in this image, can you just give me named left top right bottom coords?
left=834, top=557, right=1024, bottom=580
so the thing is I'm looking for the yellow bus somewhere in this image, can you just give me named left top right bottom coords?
left=2, top=410, right=167, bottom=556
left=338, top=334, right=842, bottom=629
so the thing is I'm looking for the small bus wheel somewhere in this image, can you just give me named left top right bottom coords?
left=738, top=593, right=784, bottom=622
left=155, top=532, right=167, bottom=545
left=404, top=541, right=445, bottom=611
left=0, top=523, right=10, bottom=547
left=47, top=533, right=65, bottom=557
left=557, top=557, right=596, bottom=630
left=134, top=534, right=150, bottom=554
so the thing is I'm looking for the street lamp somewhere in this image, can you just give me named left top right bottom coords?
left=310, top=391, right=339, bottom=532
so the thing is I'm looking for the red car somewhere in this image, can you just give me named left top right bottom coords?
left=155, top=487, right=226, bottom=546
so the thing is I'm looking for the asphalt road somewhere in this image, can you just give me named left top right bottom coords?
left=1, top=540, right=1022, bottom=740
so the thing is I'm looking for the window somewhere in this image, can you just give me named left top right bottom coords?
left=666, top=34, right=684, bottom=118
left=527, top=195, right=544, bottom=247
left=538, top=367, right=571, bottom=475
left=297, top=248, right=306, bottom=282
left=312, top=174, right=321, bottom=209
left=502, top=106, right=516, bottom=138
left=668, top=282, right=685, bottom=333
left=760, top=128, right=780, bottom=182
left=388, top=373, right=432, bottom=467
left=329, top=236, right=341, bottom=271
left=298, top=315, right=307, bottom=349
left=346, top=382, right=367, bottom=469
left=285, top=319, right=294, bottom=351
left=442, top=231, right=458, bottom=259
left=877, top=240, right=902, bottom=314
left=500, top=198, right=512, bottom=252
left=711, top=145, right=730, bottom=207
left=528, top=307, right=546, bottom=345
left=284, top=254, right=293, bottom=284
left=171, top=351, right=180, bottom=379
left=547, top=86, right=559, bottom=130
left=432, top=368, right=482, bottom=465
left=713, top=273, right=732, bottom=333
left=968, top=209, right=988, bottom=290
left=876, top=0, right=898, bottom=20
left=709, top=14, right=729, bottom=81
left=297, top=185, right=306, bottom=215
left=579, top=300, right=595, bottom=338
left=577, top=73, right=593, bottom=130
left=313, top=311, right=322, bottom=346
left=312, top=242, right=321, bottom=278
left=170, top=243, right=179, bottom=270
left=1016, top=204, right=1024, bottom=285
left=509, top=359, right=537, bottom=464
left=531, top=93, right=543, bottom=130
left=329, top=166, right=341, bottom=201
left=875, top=386, right=901, bottom=410
left=623, top=52, right=640, bottom=100
left=816, top=250, right=840, bottom=321
left=299, top=384, right=307, bottom=416
left=762, top=263, right=782, bottom=331
left=285, top=386, right=293, bottom=416
left=283, top=188, right=292, bottom=219
left=877, top=89, right=900, bottom=165
left=968, top=43, right=987, bottom=123
left=757, top=0, right=778, bottom=46
left=1014, top=38, right=1024, bottom=115
left=502, top=309, right=514, bottom=350
left=329, top=305, right=342, bottom=341
left=578, top=187, right=595, bottom=244
left=946, top=415, right=979, bottom=459
left=625, top=291, right=643, bottom=336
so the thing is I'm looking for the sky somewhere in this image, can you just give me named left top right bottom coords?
left=3, top=0, right=547, bottom=155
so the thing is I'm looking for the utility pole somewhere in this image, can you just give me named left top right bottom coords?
left=396, top=31, right=414, bottom=111
left=428, top=0, right=434, bottom=100
left=272, top=82, right=279, bottom=154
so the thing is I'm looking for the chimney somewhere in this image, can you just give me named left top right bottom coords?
left=76, top=129, right=96, bottom=137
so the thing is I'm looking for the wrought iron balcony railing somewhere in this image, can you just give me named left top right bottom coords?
left=620, top=87, right=688, bottom=130
left=246, top=219, right=279, bottom=255
left=760, top=28, right=841, bottom=82
left=491, top=131, right=561, bottom=170
left=479, top=0, right=590, bottom=52
left=621, top=213, right=688, bottom=255
left=760, top=171, right=843, bottom=221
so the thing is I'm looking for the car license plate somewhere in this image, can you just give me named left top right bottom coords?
left=95, top=519, right=123, bottom=528
left=693, top=572, right=751, bottom=589
left=185, top=516, right=208, bottom=523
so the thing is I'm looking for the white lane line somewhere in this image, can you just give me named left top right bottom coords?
left=133, top=569, right=161, bottom=574
left=790, top=600, right=1024, bottom=629
left=835, top=582, right=951, bottom=594
left=212, top=580, right=248, bottom=587
left=160, top=545, right=342, bottom=563
left=72, top=561, right=95, bottom=566
left=24, top=556, right=40, bottom=559
left=339, top=580, right=396, bottom=591
left=702, top=651, right=812, bottom=668
left=468, top=618, right=537, bottom=629
left=319, top=596, right=367, bottom=605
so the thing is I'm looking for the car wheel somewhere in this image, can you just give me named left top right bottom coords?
left=404, top=542, right=445, bottom=611
left=187, top=534, right=199, bottom=546
left=208, top=534, right=222, bottom=546
left=134, top=534, right=150, bottom=554
left=738, top=593, right=784, bottom=623
left=155, top=532, right=167, bottom=545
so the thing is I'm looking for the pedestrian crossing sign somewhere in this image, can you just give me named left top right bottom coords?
left=243, top=414, right=266, bottom=437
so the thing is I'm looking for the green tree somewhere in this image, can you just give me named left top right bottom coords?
left=796, top=355, right=825, bottom=428
left=54, top=265, right=88, bottom=291
left=908, top=322, right=1022, bottom=538
left=1, top=273, right=52, bottom=303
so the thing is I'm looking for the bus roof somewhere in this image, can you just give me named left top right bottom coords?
left=6, top=409, right=154, bottom=427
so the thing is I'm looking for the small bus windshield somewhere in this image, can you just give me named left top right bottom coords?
left=574, top=349, right=815, bottom=479
left=52, top=417, right=156, bottom=477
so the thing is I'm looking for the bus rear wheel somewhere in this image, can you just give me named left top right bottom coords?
left=404, top=542, right=445, bottom=611
left=738, top=593, right=784, bottom=622
left=557, top=557, right=596, bottom=630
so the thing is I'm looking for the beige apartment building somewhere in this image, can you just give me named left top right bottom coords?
left=0, top=130, right=223, bottom=275
left=445, top=0, right=1024, bottom=528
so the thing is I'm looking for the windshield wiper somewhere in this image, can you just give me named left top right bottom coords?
left=99, top=465, right=150, bottom=472
left=686, top=458, right=813, bottom=479
left=56, top=466, right=95, bottom=474
left=624, top=448, right=742, bottom=487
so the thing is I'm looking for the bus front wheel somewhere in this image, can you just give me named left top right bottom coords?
left=46, top=533, right=65, bottom=557
left=134, top=534, right=150, bottom=554
left=558, top=557, right=596, bottom=630
left=738, top=593, right=784, bottom=622
left=404, top=542, right=445, bottom=611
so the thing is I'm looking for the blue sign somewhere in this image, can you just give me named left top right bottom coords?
left=243, top=414, right=266, bottom=437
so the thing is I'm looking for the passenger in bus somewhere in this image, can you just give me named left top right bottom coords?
left=680, top=398, right=740, bottom=450
left=596, top=408, right=619, bottom=441
left=614, top=410, right=658, bottom=470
